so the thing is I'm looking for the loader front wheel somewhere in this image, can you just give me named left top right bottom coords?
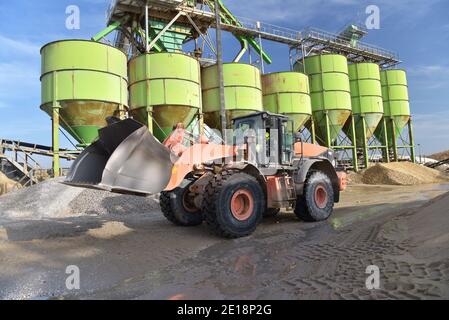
left=202, top=171, right=264, bottom=238
left=294, top=171, right=334, bottom=222
left=160, top=184, right=203, bottom=227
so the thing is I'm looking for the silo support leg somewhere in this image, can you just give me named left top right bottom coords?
left=146, top=107, right=153, bottom=134
left=361, top=115, right=369, bottom=169
left=310, top=118, right=317, bottom=145
left=391, top=118, right=399, bottom=162
left=52, top=106, right=61, bottom=177
left=408, top=118, right=416, bottom=163
left=324, top=111, right=331, bottom=148
left=382, top=117, right=390, bottom=163
left=350, top=115, right=359, bottom=172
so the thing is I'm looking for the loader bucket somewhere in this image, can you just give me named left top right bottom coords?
left=65, top=118, right=175, bottom=195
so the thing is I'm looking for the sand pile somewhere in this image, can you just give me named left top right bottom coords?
left=0, top=172, right=21, bottom=196
left=349, top=162, right=449, bottom=186
left=0, top=177, right=160, bottom=220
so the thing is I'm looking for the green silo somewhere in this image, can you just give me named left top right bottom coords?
left=261, top=72, right=313, bottom=134
left=40, top=40, right=128, bottom=146
left=346, top=63, right=384, bottom=143
left=375, top=70, right=410, bottom=145
left=202, top=63, right=264, bottom=129
left=302, top=54, right=353, bottom=146
left=128, top=52, right=202, bottom=142
left=375, top=69, right=414, bottom=162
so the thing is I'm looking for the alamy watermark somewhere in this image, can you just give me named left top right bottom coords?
left=366, top=5, right=380, bottom=30
left=65, top=265, right=80, bottom=290
left=66, top=5, right=80, bottom=30
left=365, top=265, right=380, bottom=290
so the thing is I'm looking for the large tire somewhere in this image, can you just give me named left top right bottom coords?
left=294, top=171, right=334, bottom=222
left=160, top=183, right=203, bottom=227
left=202, top=171, right=265, bottom=238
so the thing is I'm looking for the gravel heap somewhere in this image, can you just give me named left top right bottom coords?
left=349, top=162, right=449, bottom=186
left=0, top=178, right=160, bottom=220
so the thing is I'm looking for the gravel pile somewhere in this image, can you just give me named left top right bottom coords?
left=67, top=188, right=160, bottom=216
left=350, top=162, right=449, bottom=186
left=0, top=178, right=160, bottom=220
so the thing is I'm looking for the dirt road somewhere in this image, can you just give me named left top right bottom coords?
left=1, top=183, right=449, bottom=300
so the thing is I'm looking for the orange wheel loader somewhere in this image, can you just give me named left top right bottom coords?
left=65, top=112, right=346, bottom=238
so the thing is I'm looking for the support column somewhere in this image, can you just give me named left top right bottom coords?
left=214, top=0, right=226, bottom=133
left=310, top=118, right=316, bottom=145
left=382, top=117, right=390, bottom=163
left=408, top=117, right=416, bottom=163
left=350, top=115, right=359, bottom=172
left=361, top=115, right=369, bottom=169
left=391, top=117, right=398, bottom=162
left=52, top=105, right=61, bottom=177
left=52, top=71, right=60, bottom=177
left=324, top=111, right=331, bottom=148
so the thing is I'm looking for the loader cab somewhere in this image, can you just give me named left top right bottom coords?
left=232, top=112, right=294, bottom=167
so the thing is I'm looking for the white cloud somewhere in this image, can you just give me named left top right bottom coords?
left=408, top=64, right=449, bottom=90
left=0, top=61, right=40, bottom=113
left=0, top=34, right=40, bottom=56
left=225, top=0, right=443, bottom=29
left=413, top=110, right=449, bottom=154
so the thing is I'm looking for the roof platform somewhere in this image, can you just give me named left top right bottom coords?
left=105, top=0, right=401, bottom=68
left=298, top=28, right=401, bottom=68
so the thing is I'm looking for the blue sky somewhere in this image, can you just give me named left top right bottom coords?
left=0, top=0, right=448, bottom=165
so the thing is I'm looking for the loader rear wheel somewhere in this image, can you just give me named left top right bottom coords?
left=160, top=184, right=203, bottom=227
left=202, top=171, right=264, bottom=238
left=294, top=171, right=334, bottom=222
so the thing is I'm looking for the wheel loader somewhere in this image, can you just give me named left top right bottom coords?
left=65, top=111, right=346, bottom=238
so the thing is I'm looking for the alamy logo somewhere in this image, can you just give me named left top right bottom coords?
left=66, top=5, right=80, bottom=30
left=365, top=265, right=380, bottom=290
left=366, top=5, right=380, bottom=30
left=65, top=265, right=80, bottom=290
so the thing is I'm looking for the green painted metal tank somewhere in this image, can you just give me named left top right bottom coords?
left=302, top=54, right=352, bottom=145
left=375, top=69, right=411, bottom=145
left=261, top=72, right=312, bottom=132
left=344, top=63, right=384, bottom=145
left=40, top=40, right=128, bottom=146
left=128, top=52, right=202, bottom=141
left=202, top=63, right=263, bottom=129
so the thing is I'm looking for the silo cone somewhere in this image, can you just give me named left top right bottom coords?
left=128, top=53, right=202, bottom=142
left=344, top=63, right=386, bottom=167
left=375, top=69, right=414, bottom=162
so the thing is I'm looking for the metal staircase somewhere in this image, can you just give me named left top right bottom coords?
left=0, top=139, right=79, bottom=186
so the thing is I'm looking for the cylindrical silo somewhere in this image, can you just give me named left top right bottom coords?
left=261, top=72, right=312, bottom=132
left=375, top=69, right=411, bottom=147
left=202, top=63, right=263, bottom=129
left=128, top=52, right=202, bottom=142
left=345, top=63, right=384, bottom=145
left=302, top=54, right=352, bottom=146
left=40, top=40, right=128, bottom=146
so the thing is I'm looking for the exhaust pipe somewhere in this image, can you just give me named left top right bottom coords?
left=65, top=118, right=175, bottom=195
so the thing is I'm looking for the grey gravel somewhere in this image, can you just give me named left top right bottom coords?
left=0, top=178, right=160, bottom=220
